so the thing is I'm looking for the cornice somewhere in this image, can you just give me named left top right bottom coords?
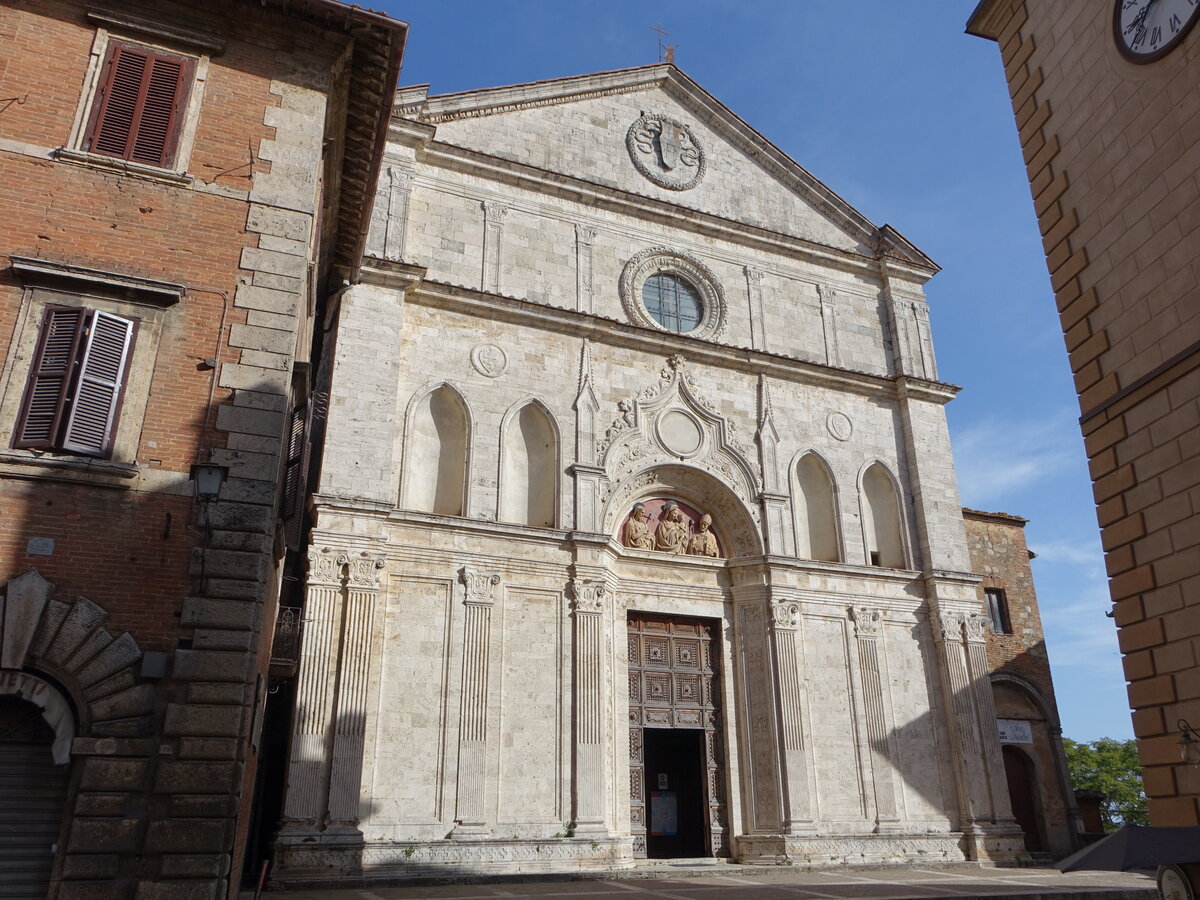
left=965, top=0, right=1012, bottom=40
left=414, top=140, right=934, bottom=282
left=358, top=262, right=961, bottom=404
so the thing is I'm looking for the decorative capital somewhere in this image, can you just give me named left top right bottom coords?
left=307, top=547, right=347, bottom=587
left=743, top=265, right=764, bottom=285
left=575, top=223, right=597, bottom=245
left=817, top=283, right=837, bottom=306
left=571, top=579, right=607, bottom=614
left=849, top=605, right=882, bottom=639
left=347, top=551, right=386, bottom=589
left=481, top=200, right=508, bottom=223
left=964, top=613, right=988, bottom=643
left=770, top=599, right=799, bottom=631
left=387, top=165, right=414, bottom=189
left=934, top=611, right=965, bottom=644
left=461, top=567, right=500, bottom=606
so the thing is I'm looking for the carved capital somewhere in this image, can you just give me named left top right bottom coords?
left=964, top=613, right=988, bottom=643
left=461, top=567, right=500, bottom=606
left=346, top=552, right=386, bottom=589
left=481, top=200, right=508, bottom=224
left=571, top=579, right=607, bottom=614
left=387, top=164, right=414, bottom=190
left=934, top=611, right=965, bottom=644
left=770, top=599, right=799, bottom=631
left=743, top=265, right=764, bottom=285
left=849, top=605, right=882, bottom=639
left=307, top=547, right=347, bottom=587
left=575, top=223, right=596, bottom=245
left=817, top=283, right=837, bottom=306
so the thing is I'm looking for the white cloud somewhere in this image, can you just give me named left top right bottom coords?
left=952, top=413, right=1081, bottom=509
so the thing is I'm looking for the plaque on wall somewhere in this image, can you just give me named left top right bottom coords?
left=650, top=791, right=678, bottom=836
left=997, top=718, right=1033, bottom=744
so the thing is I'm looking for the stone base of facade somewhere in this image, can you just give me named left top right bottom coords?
left=961, top=824, right=1031, bottom=865
left=735, top=832, right=970, bottom=867
left=271, top=835, right=635, bottom=886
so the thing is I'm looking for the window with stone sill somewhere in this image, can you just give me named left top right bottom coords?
left=59, top=15, right=217, bottom=179
left=986, top=587, right=1012, bottom=634
left=0, top=259, right=183, bottom=471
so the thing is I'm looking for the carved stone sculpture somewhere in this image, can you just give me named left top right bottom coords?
left=654, top=500, right=688, bottom=553
left=687, top=513, right=719, bottom=557
left=622, top=502, right=655, bottom=550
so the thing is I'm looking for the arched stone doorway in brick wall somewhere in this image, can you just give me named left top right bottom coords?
left=0, top=671, right=75, bottom=900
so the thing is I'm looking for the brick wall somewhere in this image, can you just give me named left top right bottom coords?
left=968, top=0, right=1200, bottom=827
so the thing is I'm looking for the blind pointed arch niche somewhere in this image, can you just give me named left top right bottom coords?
left=406, top=385, right=469, bottom=516
left=861, top=462, right=906, bottom=568
left=793, top=452, right=840, bottom=562
left=499, top=401, right=558, bottom=528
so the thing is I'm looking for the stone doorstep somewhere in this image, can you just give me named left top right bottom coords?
left=260, top=862, right=1158, bottom=895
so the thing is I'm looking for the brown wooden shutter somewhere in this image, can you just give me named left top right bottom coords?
left=13, top=307, right=86, bottom=450
left=85, top=41, right=192, bottom=168
left=60, top=311, right=136, bottom=457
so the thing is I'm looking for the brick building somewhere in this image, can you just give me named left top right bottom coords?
left=0, top=1, right=405, bottom=897
left=963, top=508, right=1079, bottom=861
left=966, top=1, right=1200, bottom=827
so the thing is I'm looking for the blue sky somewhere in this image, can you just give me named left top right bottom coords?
left=378, top=0, right=1131, bottom=742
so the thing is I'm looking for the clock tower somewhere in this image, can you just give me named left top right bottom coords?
left=967, top=0, right=1200, bottom=837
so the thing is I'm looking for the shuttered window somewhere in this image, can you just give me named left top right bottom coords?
left=84, top=39, right=193, bottom=168
left=14, top=306, right=136, bottom=459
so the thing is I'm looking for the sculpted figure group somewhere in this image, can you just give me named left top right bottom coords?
left=622, top=500, right=719, bottom=558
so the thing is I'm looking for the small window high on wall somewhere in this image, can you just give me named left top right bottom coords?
left=500, top=402, right=557, bottom=528
left=406, top=386, right=468, bottom=516
left=793, top=452, right=840, bottom=562
left=986, top=588, right=1012, bottom=634
left=861, top=462, right=906, bottom=569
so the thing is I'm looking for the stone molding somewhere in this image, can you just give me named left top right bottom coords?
left=618, top=247, right=726, bottom=341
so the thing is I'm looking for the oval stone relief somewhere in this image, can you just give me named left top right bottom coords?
left=657, top=409, right=703, bottom=457
left=470, top=343, right=507, bottom=378
left=626, top=113, right=705, bottom=191
left=827, top=411, right=853, bottom=442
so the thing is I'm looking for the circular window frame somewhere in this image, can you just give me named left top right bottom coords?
left=619, top=248, right=726, bottom=341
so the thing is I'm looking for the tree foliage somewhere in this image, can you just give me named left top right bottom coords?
left=1063, top=737, right=1148, bottom=831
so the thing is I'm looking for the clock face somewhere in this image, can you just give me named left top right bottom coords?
left=1113, top=0, right=1200, bottom=62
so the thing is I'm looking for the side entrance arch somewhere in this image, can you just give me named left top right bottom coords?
left=0, top=672, right=75, bottom=900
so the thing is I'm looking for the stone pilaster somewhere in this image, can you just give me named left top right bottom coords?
left=770, top=598, right=812, bottom=831
left=381, top=165, right=415, bottom=261
left=735, top=591, right=785, bottom=836
left=575, top=224, right=596, bottom=313
left=453, top=567, right=499, bottom=835
left=281, top=547, right=347, bottom=829
left=964, top=613, right=1016, bottom=826
left=481, top=200, right=508, bottom=293
left=327, top=551, right=386, bottom=828
left=570, top=579, right=609, bottom=834
left=912, top=299, right=937, bottom=380
left=744, top=265, right=766, bottom=350
left=849, top=605, right=900, bottom=831
left=818, top=284, right=841, bottom=368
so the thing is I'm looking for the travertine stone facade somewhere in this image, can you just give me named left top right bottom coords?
left=274, top=64, right=1026, bottom=882
left=967, top=1, right=1200, bottom=827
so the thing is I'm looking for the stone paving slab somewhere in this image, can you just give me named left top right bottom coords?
left=256, top=865, right=1157, bottom=900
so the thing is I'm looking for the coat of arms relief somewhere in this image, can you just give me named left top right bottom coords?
left=626, top=112, right=706, bottom=190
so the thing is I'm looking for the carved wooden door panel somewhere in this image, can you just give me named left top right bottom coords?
left=627, top=612, right=727, bottom=858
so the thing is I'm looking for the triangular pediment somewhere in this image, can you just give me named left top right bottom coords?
left=395, top=65, right=935, bottom=269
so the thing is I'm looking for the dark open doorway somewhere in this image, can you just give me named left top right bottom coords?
left=1002, top=744, right=1044, bottom=852
left=644, top=727, right=707, bottom=859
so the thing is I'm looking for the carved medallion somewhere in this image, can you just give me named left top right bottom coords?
left=656, top=408, right=704, bottom=458
left=470, top=343, right=507, bottom=378
left=626, top=113, right=705, bottom=191
left=827, top=411, right=853, bottom=442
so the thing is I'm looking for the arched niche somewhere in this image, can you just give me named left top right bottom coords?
left=404, top=384, right=470, bottom=516
left=618, top=497, right=723, bottom=557
left=499, top=400, right=559, bottom=528
left=860, top=461, right=907, bottom=568
left=0, top=670, right=75, bottom=765
left=791, top=451, right=840, bottom=562
left=603, top=463, right=762, bottom=559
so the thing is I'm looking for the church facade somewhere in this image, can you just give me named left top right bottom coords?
left=272, top=64, right=1027, bottom=882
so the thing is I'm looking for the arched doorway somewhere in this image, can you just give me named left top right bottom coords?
left=0, top=691, right=71, bottom=899
left=1002, top=745, right=1044, bottom=852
